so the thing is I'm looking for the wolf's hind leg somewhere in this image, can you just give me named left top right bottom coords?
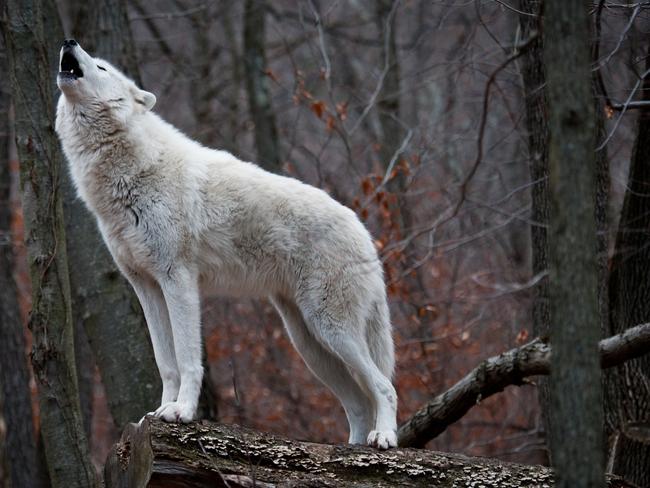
left=326, top=334, right=397, bottom=449
left=271, top=296, right=374, bottom=444
left=298, top=303, right=398, bottom=449
left=123, top=268, right=180, bottom=406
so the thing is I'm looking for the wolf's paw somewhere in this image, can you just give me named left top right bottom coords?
left=138, top=413, right=152, bottom=425
left=151, top=401, right=195, bottom=423
left=367, top=429, right=398, bottom=450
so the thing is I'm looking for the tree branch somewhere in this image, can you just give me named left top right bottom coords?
left=398, top=322, right=650, bottom=448
left=600, top=322, right=650, bottom=368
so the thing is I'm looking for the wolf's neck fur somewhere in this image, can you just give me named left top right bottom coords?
left=57, top=99, right=160, bottom=215
left=61, top=102, right=134, bottom=163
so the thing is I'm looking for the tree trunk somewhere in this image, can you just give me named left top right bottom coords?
left=243, top=0, right=282, bottom=173
left=605, top=42, right=650, bottom=488
left=58, top=0, right=163, bottom=429
left=375, top=0, right=420, bottom=256
left=41, top=0, right=96, bottom=442
left=518, top=0, right=550, bottom=454
left=375, top=0, right=402, bottom=172
left=518, top=0, right=549, bottom=341
left=543, top=1, right=604, bottom=486
left=593, top=70, right=610, bottom=340
left=104, top=418, right=635, bottom=488
left=0, top=45, right=47, bottom=488
left=2, top=0, right=97, bottom=486
left=220, top=8, right=245, bottom=156
left=174, top=0, right=223, bottom=150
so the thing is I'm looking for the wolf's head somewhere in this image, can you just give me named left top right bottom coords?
left=57, top=39, right=156, bottom=118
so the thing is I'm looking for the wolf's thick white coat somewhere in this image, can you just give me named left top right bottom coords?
left=55, top=44, right=398, bottom=448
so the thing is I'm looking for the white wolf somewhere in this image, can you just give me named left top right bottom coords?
left=55, top=40, right=398, bottom=448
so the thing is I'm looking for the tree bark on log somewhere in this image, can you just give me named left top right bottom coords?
left=104, top=418, right=635, bottom=488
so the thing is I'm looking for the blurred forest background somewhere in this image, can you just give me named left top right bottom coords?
left=1, top=0, right=649, bottom=486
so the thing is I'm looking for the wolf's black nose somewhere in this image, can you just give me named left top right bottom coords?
left=63, top=39, right=77, bottom=47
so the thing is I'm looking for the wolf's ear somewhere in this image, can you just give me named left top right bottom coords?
left=135, top=89, right=156, bottom=111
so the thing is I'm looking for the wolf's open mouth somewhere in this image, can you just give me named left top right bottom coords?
left=60, top=51, right=83, bottom=79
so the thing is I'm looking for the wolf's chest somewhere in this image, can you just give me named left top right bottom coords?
left=94, top=204, right=147, bottom=267
left=79, top=173, right=157, bottom=267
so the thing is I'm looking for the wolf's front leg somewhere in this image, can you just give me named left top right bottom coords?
left=155, top=267, right=203, bottom=423
left=123, top=269, right=180, bottom=406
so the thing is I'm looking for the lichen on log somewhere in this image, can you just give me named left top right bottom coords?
left=105, top=418, right=634, bottom=487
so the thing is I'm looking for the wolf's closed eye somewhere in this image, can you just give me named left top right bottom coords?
left=97, top=65, right=107, bottom=71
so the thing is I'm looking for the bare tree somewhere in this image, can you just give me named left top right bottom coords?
left=2, top=0, right=96, bottom=485
left=544, top=1, right=604, bottom=486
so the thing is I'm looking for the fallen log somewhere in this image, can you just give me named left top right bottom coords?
left=104, top=418, right=634, bottom=487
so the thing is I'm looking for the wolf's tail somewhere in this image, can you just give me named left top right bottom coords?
left=366, top=300, right=395, bottom=379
